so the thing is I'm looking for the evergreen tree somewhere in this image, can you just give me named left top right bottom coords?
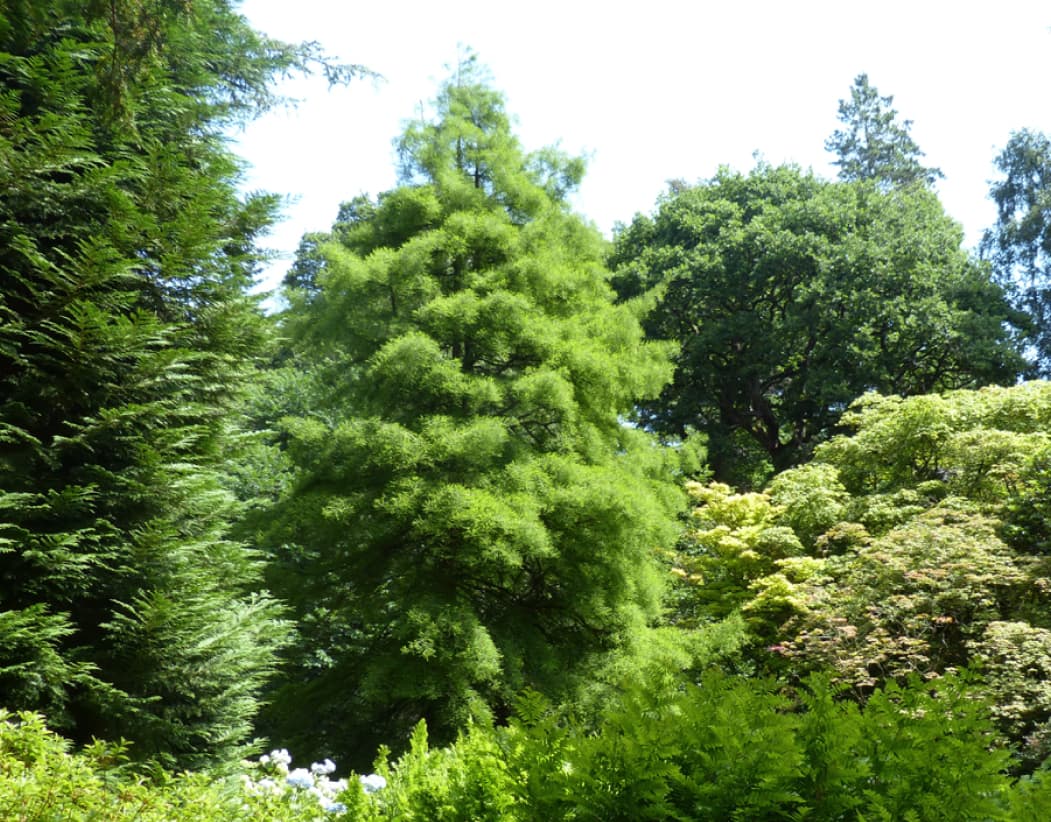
left=982, top=128, right=1051, bottom=374
left=826, top=73, right=942, bottom=189
left=260, top=54, right=683, bottom=766
left=0, top=0, right=359, bottom=768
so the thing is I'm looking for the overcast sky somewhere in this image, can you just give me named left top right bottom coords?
left=233, top=1, right=1051, bottom=294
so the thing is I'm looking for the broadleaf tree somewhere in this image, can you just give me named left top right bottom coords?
left=259, top=53, right=684, bottom=766
left=672, top=382, right=1051, bottom=768
left=610, top=164, right=1026, bottom=484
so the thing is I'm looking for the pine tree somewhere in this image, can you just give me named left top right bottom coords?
left=981, top=129, right=1051, bottom=374
left=826, top=74, right=942, bottom=189
left=260, top=54, right=684, bottom=766
left=0, top=0, right=360, bottom=768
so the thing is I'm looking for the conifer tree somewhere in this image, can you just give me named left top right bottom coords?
left=982, top=129, right=1051, bottom=374
left=0, top=0, right=358, bottom=768
left=826, top=73, right=942, bottom=189
left=262, top=54, right=683, bottom=765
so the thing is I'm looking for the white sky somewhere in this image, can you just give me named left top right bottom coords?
left=233, top=0, right=1051, bottom=295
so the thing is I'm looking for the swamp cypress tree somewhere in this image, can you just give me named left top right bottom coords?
left=260, top=54, right=684, bottom=766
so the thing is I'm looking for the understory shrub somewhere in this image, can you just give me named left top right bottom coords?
left=7, top=671, right=1050, bottom=820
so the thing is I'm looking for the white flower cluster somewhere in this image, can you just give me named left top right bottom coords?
left=241, top=747, right=387, bottom=815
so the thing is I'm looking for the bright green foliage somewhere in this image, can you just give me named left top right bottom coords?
left=0, top=709, right=304, bottom=821
left=567, top=618, right=751, bottom=726
left=667, top=478, right=840, bottom=644
left=841, top=675, right=1012, bottom=820
left=544, top=673, right=804, bottom=821
left=766, top=463, right=849, bottom=549
left=359, top=671, right=1018, bottom=821
left=610, top=164, right=1024, bottom=484
left=260, top=55, right=683, bottom=767
left=6, top=674, right=1043, bottom=821
left=776, top=386, right=1051, bottom=742
left=0, top=0, right=363, bottom=768
left=673, top=382, right=1051, bottom=763
left=669, top=482, right=810, bottom=634
left=370, top=720, right=520, bottom=821
left=826, top=73, right=943, bottom=188
left=816, top=384, right=1051, bottom=501
left=1009, top=768, right=1051, bottom=822
left=982, top=129, right=1051, bottom=374
left=0, top=707, right=383, bottom=820
left=972, top=621, right=1051, bottom=769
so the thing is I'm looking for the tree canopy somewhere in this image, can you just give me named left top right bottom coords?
left=6, top=3, right=1051, bottom=808
left=611, top=163, right=1026, bottom=484
left=671, top=381, right=1051, bottom=767
left=826, top=73, right=942, bottom=189
left=982, top=129, right=1051, bottom=375
left=0, top=0, right=364, bottom=768
left=256, top=54, right=684, bottom=767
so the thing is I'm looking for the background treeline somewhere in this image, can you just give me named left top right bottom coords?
left=5, top=1, right=1051, bottom=819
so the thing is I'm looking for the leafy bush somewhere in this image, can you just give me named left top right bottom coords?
left=0, top=709, right=377, bottom=820
left=0, top=709, right=245, bottom=820
left=6, top=671, right=1048, bottom=821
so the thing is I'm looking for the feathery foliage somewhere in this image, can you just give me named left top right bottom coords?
left=258, top=53, right=684, bottom=767
left=0, top=0, right=367, bottom=767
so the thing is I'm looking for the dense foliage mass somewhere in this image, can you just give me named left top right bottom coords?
left=5, top=8, right=1051, bottom=816
left=254, top=54, right=685, bottom=767
left=669, top=381, right=1051, bottom=767
left=0, top=0, right=364, bottom=769
left=610, top=164, right=1025, bottom=483
left=983, top=128, right=1051, bottom=374
left=7, top=676, right=1051, bottom=822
